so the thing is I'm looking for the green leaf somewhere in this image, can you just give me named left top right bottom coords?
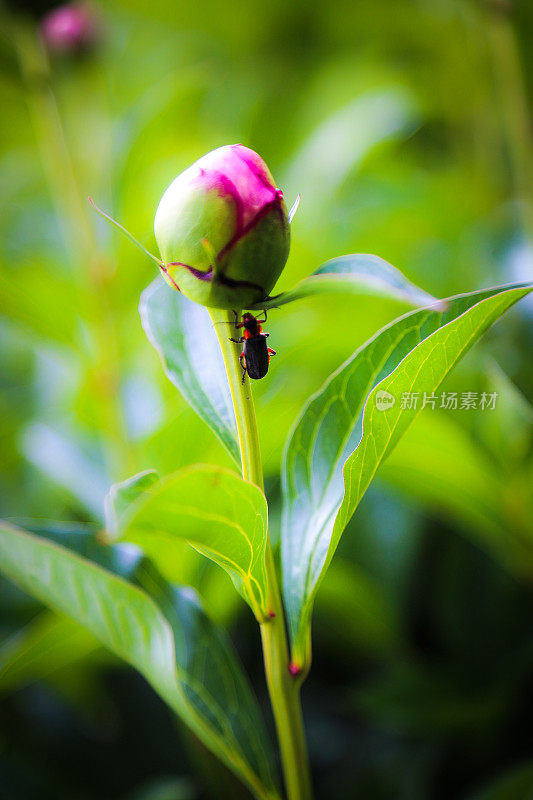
left=0, top=521, right=280, bottom=800
left=135, top=560, right=277, bottom=794
left=105, top=470, right=244, bottom=618
left=105, top=469, right=160, bottom=540
left=0, top=521, right=144, bottom=694
left=140, top=278, right=239, bottom=464
left=282, top=283, right=532, bottom=671
left=0, top=612, right=102, bottom=694
left=251, top=254, right=439, bottom=311
left=16, top=519, right=144, bottom=576
left=121, top=465, right=271, bottom=621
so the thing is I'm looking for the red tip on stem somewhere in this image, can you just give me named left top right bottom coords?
left=268, top=610, right=276, bottom=618
left=289, top=663, right=301, bottom=677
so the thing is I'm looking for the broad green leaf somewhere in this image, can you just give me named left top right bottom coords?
left=134, top=560, right=277, bottom=794
left=0, top=523, right=140, bottom=694
left=0, top=522, right=193, bottom=694
left=0, top=521, right=280, bottom=800
left=0, top=612, right=101, bottom=694
left=251, top=254, right=439, bottom=311
left=0, top=520, right=177, bottom=704
left=140, top=278, right=239, bottom=464
left=103, top=476, right=243, bottom=625
left=282, top=283, right=532, bottom=671
left=0, top=520, right=237, bottom=683
left=0, top=523, right=164, bottom=699
left=105, top=469, right=160, bottom=540
left=16, top=519, right=144, bottom=577
left=121, top=465, right=271, bottom=621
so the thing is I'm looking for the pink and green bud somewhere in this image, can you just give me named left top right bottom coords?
left=154, top=144, right=290, bottom=309
left=41, top=3, right=98, bottom=54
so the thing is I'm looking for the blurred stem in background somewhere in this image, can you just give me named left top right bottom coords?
left=484, top=0, right=533, bottom=233
left=10, top=16, right=135, bottom=481
left=210, top=309, right=313, bottom=800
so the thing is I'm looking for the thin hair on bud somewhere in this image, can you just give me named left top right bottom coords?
left=288, top=193, right=301, bottom=223
left=88, top=197, right=163, bottom=267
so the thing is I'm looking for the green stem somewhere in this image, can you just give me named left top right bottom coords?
left=209, top=308, right=313, bottom=800
left=12, top=18, right=134, bottom=478
left=484, top=1, right=533, bottom=232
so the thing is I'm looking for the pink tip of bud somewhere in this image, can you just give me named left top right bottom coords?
left=41, top=3, right=98, bottom=54
left=289, top=663, right=301, bottom=676
left=268, top=610, right=276, bottom=618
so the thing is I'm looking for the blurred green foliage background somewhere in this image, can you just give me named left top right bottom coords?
left=1, top=0, right=533, bottom=798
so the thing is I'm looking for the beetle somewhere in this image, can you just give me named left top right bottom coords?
left=229, top=310, right=276, bottom=383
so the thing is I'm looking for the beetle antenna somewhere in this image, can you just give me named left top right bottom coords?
left=288, top=193, right=301, bottom=223
left=89, top=197, right=164, bottom=267
left=212, top=309, right=239, bottom=328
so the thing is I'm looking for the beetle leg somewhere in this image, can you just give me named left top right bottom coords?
left=267, top=347, right=277, bottom=356
left=256, top=309, right=268, bottom=324
left=229, top=336, right=244, bottom=344
left=239, top=353, right=247, bottom=384
left=232, top=310, right=244, bottom=329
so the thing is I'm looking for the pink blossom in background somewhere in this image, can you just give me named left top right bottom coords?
left=41, top=3, right=98, bottom=54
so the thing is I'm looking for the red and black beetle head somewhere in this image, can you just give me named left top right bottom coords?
left=241, top=312, right=260, bottom=335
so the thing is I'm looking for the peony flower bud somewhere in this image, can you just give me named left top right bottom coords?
left=154, top=145, right=290, bottom=309
left=41, top=3, right=98, bottom=55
